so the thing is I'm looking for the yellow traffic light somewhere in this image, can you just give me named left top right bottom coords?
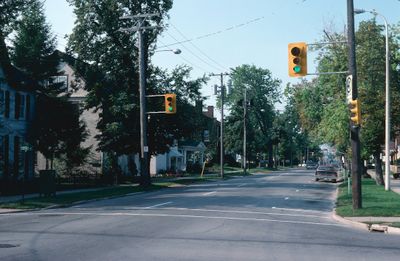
left=288, top=42, right=307, bottom=77
left=164, top=94, right=176, bottom=114
left=349, top=99, right=361, bottom=126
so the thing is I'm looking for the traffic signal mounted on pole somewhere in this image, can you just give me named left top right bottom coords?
left=288, top=42, right=307, bottom=77
left=349, top=99, right=361, bottom=126
left=164, top=94, right=176, bottom=114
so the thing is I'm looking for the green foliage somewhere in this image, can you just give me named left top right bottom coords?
left=10, top=0, right=59, bottom=94
left=287, top=19, right=400, bottom=164
left=225, top=64, right=281, bottom=164
left=10, top=0, right=89, bottom=171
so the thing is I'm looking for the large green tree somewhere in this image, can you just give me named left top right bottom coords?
left=288, top=19, right=400, bottom=185
left=67, top=0, right=210, bottom=183
left=11, top=0, right=89, bottom=170
left=225, top=64, right=281, bottom=168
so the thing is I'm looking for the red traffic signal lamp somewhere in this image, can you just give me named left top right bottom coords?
left=288, top=42, right=307, bottom=77
left=164, top=94, right=176, bottom=114
left=349, top=99, right=361, bottom=126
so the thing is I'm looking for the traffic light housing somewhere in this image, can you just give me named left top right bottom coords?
left=349, top=99, right=361, bottom=126
left=288, top=42, right=307, bottom=77
left=164, top=94, right=176, bottom=114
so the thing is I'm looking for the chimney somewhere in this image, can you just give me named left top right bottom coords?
left=203, top=105, right=214, bottom=118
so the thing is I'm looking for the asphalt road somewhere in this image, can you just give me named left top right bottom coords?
left=1, top=168, right=400, bottom=261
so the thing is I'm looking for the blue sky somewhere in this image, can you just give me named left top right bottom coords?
left=44, top=0, right=400, bottom=111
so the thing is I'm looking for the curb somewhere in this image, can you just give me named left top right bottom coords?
left=333, top=188, right=400, bottom=235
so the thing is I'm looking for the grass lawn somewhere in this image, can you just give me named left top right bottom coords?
left=336, top=178, right=400, bottom=217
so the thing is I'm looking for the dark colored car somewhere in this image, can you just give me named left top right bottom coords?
left=306, top=161, right=318, bottom=169
left=315, top=165, right=339, bottom=183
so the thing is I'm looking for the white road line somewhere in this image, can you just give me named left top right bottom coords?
left=144, top=202, right=172, bottom=209
left=10, top=212, right=342, bottom=227
left=203, top=191, right=217, bottom=196
left=158, top=207, right=329, bottom=219
left=237, top=183, right=247, bottom=187
left=284, top=197, right=290, bottom=200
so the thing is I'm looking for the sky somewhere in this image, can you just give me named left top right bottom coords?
left=44, top=0, right=400, bottom=113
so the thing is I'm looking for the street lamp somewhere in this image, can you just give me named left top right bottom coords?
left=355, top=9, right=391, bottom=191
left=155, top=48, right=182, bottom=54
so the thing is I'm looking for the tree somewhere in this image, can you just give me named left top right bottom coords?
left=11, top=0, right=89, bottom=170
left=287, top=19, right=400, bottom=185
left=67, top=0, right=212, bottom=183
left=225, top=65, right=281, bottom=168
left=11, top=0, right=60, bottom=95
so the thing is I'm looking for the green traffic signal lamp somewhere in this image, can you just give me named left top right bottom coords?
left=288, top=42, right=307, bottom=77
left=164, top=94, right=176, bottom=114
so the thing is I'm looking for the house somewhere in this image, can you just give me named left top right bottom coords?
left=149, top=105, right=219, bottom=175
left=0, top=57, right=36, bottom=187
left=35, top=51, right=141, bottom=177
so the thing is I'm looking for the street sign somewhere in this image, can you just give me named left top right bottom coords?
left=346, top=75, right=353, bottom=104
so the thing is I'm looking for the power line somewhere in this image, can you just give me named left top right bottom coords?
left=156, top=39, right=210, bottom=74
left=158, top=16, right=265, bottom=48
left=165, top=31, right=224, bottom=72
left=170, top=23, right=228, bottom=72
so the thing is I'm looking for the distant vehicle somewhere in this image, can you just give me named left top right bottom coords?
left=315, top=165, right=340, bottom=183
left=306, top=161, right=318, bottom=169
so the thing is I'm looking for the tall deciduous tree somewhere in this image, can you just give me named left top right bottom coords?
left=225, top=65, right=281, bottom=168
left=11, top=0, right=89, bottom=170
left=67, top=0, right=210, bottom=180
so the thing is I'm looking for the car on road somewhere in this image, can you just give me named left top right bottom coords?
left=306, top=161, right=318, bottom=169
left=315, top=165, right=340, bottom=183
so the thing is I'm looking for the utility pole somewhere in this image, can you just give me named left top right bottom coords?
left=120, top=14, right=159, bottom=187
left=243, top=86, right=247, bottom=176
left=210, top=72, right=230, bottom=179
left=347, top=0, right=362, bottom=209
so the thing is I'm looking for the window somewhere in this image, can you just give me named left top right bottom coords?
left=19, top=94, right=25, bottom=119
left=13, top=136, right=20, bottom=178
left=14, top=93, right=20, bottom=119
left=0, top=135, right=9, bottom=178
left=0, top=89, right=4, bottom=115
left=25, top=95, right=30, bottom=120
left=5, top=90, right=9, bottom=118
left=14, top=93, right=25, bottom=119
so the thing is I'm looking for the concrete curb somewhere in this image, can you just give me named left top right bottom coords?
left=333, top=188, right=400, bottom=235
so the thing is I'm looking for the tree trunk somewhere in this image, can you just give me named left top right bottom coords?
left=374, top=152, right=384, bottom=186
left=267, top=142, right=274, bottom=168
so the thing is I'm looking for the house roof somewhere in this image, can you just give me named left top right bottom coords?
left=0, top=37, right=37, bottom=92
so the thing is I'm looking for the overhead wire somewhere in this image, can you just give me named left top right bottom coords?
left=158, top=16, right=265, bottom=48
left=169, top=23, right=228, bottom=72
left=165, top=30, right=225, bottom=72
left=156, top=38, right=211, bottom=75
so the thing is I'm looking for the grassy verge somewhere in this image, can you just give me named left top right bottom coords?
left=0, top=183, right=175, bottom=210
left=336, top=179, right=400, bottom=217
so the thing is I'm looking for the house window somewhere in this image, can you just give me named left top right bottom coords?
left=19, top=94, right=25, bottom=119
left=25, top=95, right=30, bottom=120
left=0, top=89, right=4, bottom=115
left=14, top=93, right=25, bottom=119
left=0, top=135, right=9, bottom=178
left=5, top=90, right=9, bottom=118
left=13, top=136, right=20, bottom=178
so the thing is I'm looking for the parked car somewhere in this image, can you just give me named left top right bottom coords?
left=306, top=161, right=318, bottom=169
left=315, top=165, right=340, bottom=183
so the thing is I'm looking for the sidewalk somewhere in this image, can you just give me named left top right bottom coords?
left=0, top=187, right=108, bottom=204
